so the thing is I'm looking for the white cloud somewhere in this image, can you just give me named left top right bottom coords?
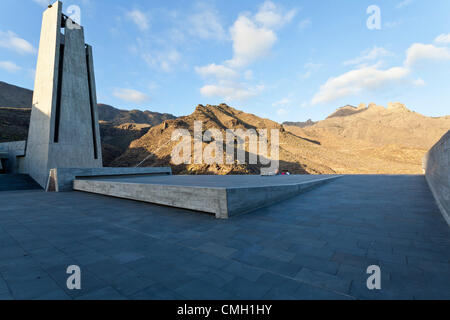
left=141, top=49, right=181, bottom=72
left=298, top=19, right=311, bottom=30
left=226, top=1, right=295, bottom=68
left=396, top=0, right=413, bottom=9
left=195, top=64, right=238, bottom=79
left=302, top=62, right=322, bottom=79
left=405, top=43, right=450, bottom=66
left=312, top=40, right=450, bottom=105
left=227, top=15, right=277, bottom=68
left=276, top=108, right=288, bottom=116
left=413, top=78, right=426, bottom=86
left=126, top=9, right=150, bottom=31
left=200, top=80, right=264, bottom=102
left=0, top=61, right=21, bottom=73
left=0, top=30, right=36, bottom=55
left=254, top=1, right=297, bottom=29
left=188, top=9, right=226, bottom=40
left=243, top=70, right=253, bottom=80
left=343, top=47, right=393, bottom=66
left=272, top=98, right=291, bottom=106
left=435, top=33, right=450, bottom=45
left=113, top=88, right=150, bottom=104
left=197, top=1, right=295, bottom=101
left=312, top=66, right=410, bottom=105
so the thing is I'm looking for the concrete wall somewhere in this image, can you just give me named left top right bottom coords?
left=226, top=177, right=339, bottom=217
left=423, top=130, right=450, bottom=226
left=25, top=2, right=102, bottom=188
left=49, top=167, right=172, bottom=192
left=25, top=2, right=61, bottom=187
left=0, top=141, right=26, bottom=173
left=74, top=179, right=228, bottom=217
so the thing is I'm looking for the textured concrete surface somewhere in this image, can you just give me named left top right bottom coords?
left=0, top=175, right=449, bottom=300
left=0, top=141, right=26, bottom=173
left=25, top=2, right=102, bottom=189
left=77, top=174, right=335, bottom=187
left=423, top=130, right=450, bottom=226
left=48, top=167, right=172, bottom=192
left=73, top=175, right=340, bottom=218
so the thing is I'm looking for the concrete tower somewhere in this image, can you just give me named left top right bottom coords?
left=25, top=1, right=102, bottom=188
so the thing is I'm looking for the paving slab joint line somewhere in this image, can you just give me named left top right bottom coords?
left=174, top=240, right=356, bottom=300
left=0, top=271, right=14, bottom=299
left=227, top=256, right=356, bottom=299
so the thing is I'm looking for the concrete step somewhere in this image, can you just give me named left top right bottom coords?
left=0, top=174, right=42, bottom=192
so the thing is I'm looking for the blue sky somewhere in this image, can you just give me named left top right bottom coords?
left=0, top=0, right=449, bottom=121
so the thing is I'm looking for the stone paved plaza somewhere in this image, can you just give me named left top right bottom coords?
left=0, top=175, right=449, bottom=300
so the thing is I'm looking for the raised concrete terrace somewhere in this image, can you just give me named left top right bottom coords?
left=73, top=175, right=340, bottom=218
left=1, top=175, right=449, bottom=300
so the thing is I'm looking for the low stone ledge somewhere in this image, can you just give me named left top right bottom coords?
left=423, top=130, right=450, bottom=226
left=47, top=167, right=172, bottom=192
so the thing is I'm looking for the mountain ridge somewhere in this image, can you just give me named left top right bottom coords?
left=1, top=81, right=449, bottom=174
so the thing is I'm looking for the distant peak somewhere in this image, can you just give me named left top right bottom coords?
left=327, top=104, right=365, bottom=119
left=357, top=103, right=366, bottom=109
left=196, top=103, right=233, bottom=112
left=387, top=102, right=408, bottom=110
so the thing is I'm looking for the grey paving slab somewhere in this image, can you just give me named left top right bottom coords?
left=108, top=270, right=156, bottom=296
left=0, top=175, right=449, bottom=299
left=295, top=267, right=351, bottom=294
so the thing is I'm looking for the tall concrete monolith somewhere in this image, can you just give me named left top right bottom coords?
left=25, top=1, right=102, bottom=188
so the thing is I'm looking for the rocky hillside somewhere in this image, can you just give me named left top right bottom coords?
left=0, top=81, right=33, bottom=109
left=285, top=103, right=450, bottom=174
left=282, top=119, right=316, bottom=128
left=1, top=81, right=448, bottom=174
left=113, top=102, right=449, bottom=175
left=98, top=104, right=175, bottom=126
left=0, top=81, right=175, bottom=166
left=111, top=103, right=338, bottom=174
left=97, top=105, right=175, bottom=165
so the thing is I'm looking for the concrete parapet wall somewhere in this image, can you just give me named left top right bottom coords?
left=423, top=130, right=450, bottom=226
left=74, top=179, right=228, bottom=218
left=226, top=177, right=339, bottom=217
left=48, top=167, right=172, bottom=192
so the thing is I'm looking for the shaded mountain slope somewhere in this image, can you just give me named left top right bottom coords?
left=0, top=82, right=175, bottom=166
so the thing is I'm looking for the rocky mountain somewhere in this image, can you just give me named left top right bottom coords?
left=1, top=81, right=448, bottom=174
left=284, top=102, right=450, bottom=174
left=97, top=104, right=175, bottom=165
left=0, top=81, right=33, bottom=109
left=97, top=104, right=175, bottom=126
left=112, top=102, right=450, bottom=175
left=326, top=104, right=367, bottom=118
left=111, top=103, right=339, bottom=174
left=282, top=119, right=316, bottom=128
left=0, top=107, right=31, bottom=142
left=0, top=81, right=175, bottom=166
